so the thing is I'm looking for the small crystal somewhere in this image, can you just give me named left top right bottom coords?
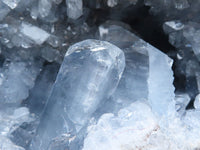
left=20, top=22, right=50, bottom=45
left=38, top=0, right=52, bottom=18
left=175, top=93, right=190, bottom=115
left=0, top=136, right=25, bottom=150
left=83, top=101, right=158, bottom=150
left=0, top=1, right=10, bottom=21
left=66, top=0, right=83, bottom=19
left=194, top=94, right=200, bottom=110
left=2, top=0, right=21, bottom=9
left=97, top=23, right=175, bottom=116
left=107, top=0, right=118, bottom=7
left=173, top=0, right=189, bottom=10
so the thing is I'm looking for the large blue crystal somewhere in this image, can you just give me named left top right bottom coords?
left=29, top=39, right=125, bottom=150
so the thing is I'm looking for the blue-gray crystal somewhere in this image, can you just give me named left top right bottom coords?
left=66, top=0, right=83, bottom=19
left=29, top=39, right=125, bottom=150
left=97, top=23, right=174, bottom=116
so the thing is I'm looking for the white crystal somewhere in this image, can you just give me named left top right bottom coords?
left=107, top=0, right=118, bottom=7
left=194, top=94, right=200, bottom=109
left=29, top=39, right=125, bottom=150
left=0, top=1, right=10, bottom=21
left=20, top=22, right=50, bottom=45
left=38, top=0, right=52, bottom=17
left=147, top=43, right=175, bottom=116
left=2, top=0, right=21, bottom=9
left=0, top=60, right=41, bottom=105
left=98, top=23, right=175, bottom=116
left=41, top=47, right=61, bottom=62
left=173, top=0, right=189, bottom=10
left=84, top=100, right=200, bottom=150
left=164, top=21, right=184, bottom=32
left=83, top=101, right=158, bottom=150
left=183, top=22, right=200, bottom=58
left=174, top=93, right=190, bottom=114
left=0, top=107, right=32, bottom=136
left=0, top=136, right=25, bottom=150
left=66, top=0, right=83, bottom=19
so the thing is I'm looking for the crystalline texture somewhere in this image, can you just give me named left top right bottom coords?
left=0, top=19, right=51, bottom=48
left=174, top=93, right=190, bottom=115
left=107, top=0, right=118, bottom=7
left=194, top=94, right=200, bottom=110
left=20, top=22, right=50, bottom=45
left=0, top=136, right=25, bottom=150
left=0, top=60, right=42, bottom=105
left=173, top=0, right=189, bottom=10
left=38, top=0, right=52, bottom=18
left=163, top=21, right=200, bottom=98
left=97, top=23, right=175, bottom=116
left=0, top=1, right=10, bottom=21
left=147, top=43, right=175, bottom=116
left=2, top=0, right=21, bottom=9
left=98, top=24, right=149, bottom=106
left=0, top=107, right=31, bottom=136
left=29, top=39, right=125, bottom=150
left=183, top=22, right=200, bottom=60
left=83, top=101, right=158, bottom=150
left=66, top=0, right=83, bottom=19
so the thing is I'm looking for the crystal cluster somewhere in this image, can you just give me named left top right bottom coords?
left=0, top=0, right=200, bottom=150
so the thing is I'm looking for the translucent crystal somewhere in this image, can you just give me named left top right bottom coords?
left=174, top=93, right=190, bottom=115
left=38, top=0, right=52, bottom=18
left=27, top=63, right=59, bottom=115
left=0, top=60, right=42, bottom=105
left=2, top=0, right=21, bottom=9
left=0, top=1, right=10, bottom=21
left=194, top=94, right=200, bottom=110
left=173, top=0, right=189, bottom=10
left=41, top=47, right=61, bottom=63
left=66, top=0, right=83, bottom=19
left=183, top=22, right=200, bottom=59
left=0, top=107, right=32, bottom=136
left=97, top=23, right=175, bottom=116
left=0, top=19, right=52, bottom=48
left=83, top=101, right=158, bottom=150
left=148, top=43, right=175, bottom=116
left=184, top=110, right=200, bottom=140
left=29, top=39, right=125, bottom=150
left=107, top=0, right=118, bottom=7
left=98, top=23, right=138, bottom=49
left=163, top=21, right=200, bottom=98
left=20, top=22, right=50, bottom=45
left=85, top=100, right=200, bottom=150
left=0, top=136, right=25, bottom=150
left=163, top=21, right=184, bottom=33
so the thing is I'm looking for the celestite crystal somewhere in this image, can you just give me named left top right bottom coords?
left=29, top=39, right=125, bottom=150
left=2, top=0, right=21, bottom=9
left=1, top=0, right=200, bottom=149
left=0, top=1, right=10, bottom=21
left=98, top=23, right=175, bottom=116
left=83, top=101, right=158, bottom=150
left=66, top=0, right=83, bottom=19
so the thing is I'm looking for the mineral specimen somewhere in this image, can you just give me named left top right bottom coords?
left=66, top=0, right=83, bottom=19
left=0, top=0, right=200, bottom=149
left=83, top=101, right=158, bottom=150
